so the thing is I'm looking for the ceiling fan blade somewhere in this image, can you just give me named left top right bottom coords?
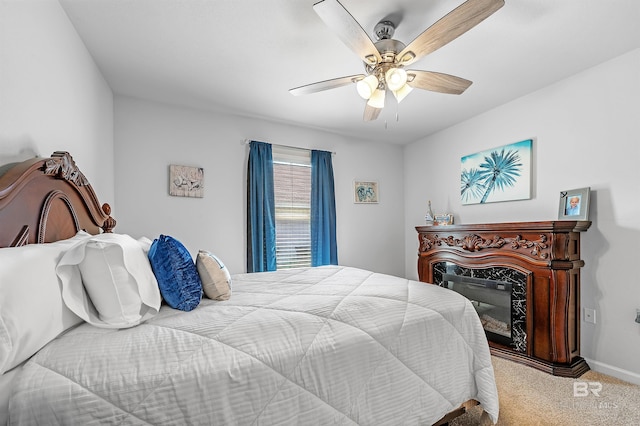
left=363, top=103, right=382, bottom=121
left=313, top=0, right=382, bottom=66
left=289, top=74, right=365, bottom=96
left=397, top=0, right=504, bottom=66
left=407, top=70, right=472, bottom=94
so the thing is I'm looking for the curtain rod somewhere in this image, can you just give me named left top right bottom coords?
left=242, top=139, right=336, bottom=155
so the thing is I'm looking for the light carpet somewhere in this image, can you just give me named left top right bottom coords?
left=451, top=356, right=640, bottom=425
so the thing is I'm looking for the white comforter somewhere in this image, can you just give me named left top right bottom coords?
left=9, top=266, right=499, bottom=425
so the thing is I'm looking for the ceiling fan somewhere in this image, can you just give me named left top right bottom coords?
left=289, top=0, right=505, bottom=121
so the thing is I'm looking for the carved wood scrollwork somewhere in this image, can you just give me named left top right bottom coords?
left=420, top=233, right=549, bottom=259
left=43, top=151, right=89, bottom=187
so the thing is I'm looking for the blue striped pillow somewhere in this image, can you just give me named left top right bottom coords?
left=148, top=235, right=202, bottom=311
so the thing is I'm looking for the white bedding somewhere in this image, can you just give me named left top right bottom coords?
left=8, top=266, right=499, bottom=425
left=0, top=366, right=21, bottom=425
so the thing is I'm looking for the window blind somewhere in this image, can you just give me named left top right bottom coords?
left=272, top=146, right=311, bottom=269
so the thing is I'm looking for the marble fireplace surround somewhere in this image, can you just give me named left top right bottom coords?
left=416, top=221, right=591, bottom=377
left=433, top=263, right=527, bottom=353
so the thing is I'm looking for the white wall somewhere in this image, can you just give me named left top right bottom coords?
left=114, top=96, right=405, bottom=277
left=404, top=49, right=640, bottom=384
left=0, top=0, right=114, bottom=200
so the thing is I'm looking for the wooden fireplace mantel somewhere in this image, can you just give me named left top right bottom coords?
left=416, top=220, right=591, bottom=377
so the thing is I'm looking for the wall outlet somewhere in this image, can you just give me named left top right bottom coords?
left=584, top=308, right=596, bottom=324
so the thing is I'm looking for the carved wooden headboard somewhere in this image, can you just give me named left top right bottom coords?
left=0, top=151, right=115, bottom=248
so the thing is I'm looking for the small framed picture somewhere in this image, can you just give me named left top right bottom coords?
left=354, top=181, right=379, bottom=203
left=558, top=187, right=590, bottom=220
left=434, top=214, right=454, bottom=225
left=169, top=164, right=204, bottom=198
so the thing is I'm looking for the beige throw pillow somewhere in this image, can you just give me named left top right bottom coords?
left=196, top=250, right=232, bottom=300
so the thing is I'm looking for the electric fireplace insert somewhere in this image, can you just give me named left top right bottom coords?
left=436, top=262, right=527, bottom=352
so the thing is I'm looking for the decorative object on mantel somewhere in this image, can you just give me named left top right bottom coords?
left=424, top=200, right=434, bottom=225
left=434, top=213, right=454, bottom=225
left=558, top=187, right=590, bottom=221
left=461, top=139, right=532, bottom=205
left=354, top=180, right=378, bottom=203
left=169, top=165, right=204, bottom=198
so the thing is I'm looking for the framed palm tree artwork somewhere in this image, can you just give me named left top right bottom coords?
left=461, top=139, right=532, bottom=205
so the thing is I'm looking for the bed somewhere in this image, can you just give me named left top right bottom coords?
left=0, top=151, right=499, bottom=425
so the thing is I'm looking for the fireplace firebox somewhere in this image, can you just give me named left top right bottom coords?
left=417, top=221, right=590, bottom=377
left=438, top=264, right=524, bottom=350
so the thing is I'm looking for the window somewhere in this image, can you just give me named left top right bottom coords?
left=272, top=146, right=311, bottom=269
left=247, top=141, right=336, bottom=273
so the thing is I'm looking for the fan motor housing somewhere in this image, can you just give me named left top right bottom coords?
left=374, top=39, right=406, bottom=62
left=374, top=20, right=395, bottom=40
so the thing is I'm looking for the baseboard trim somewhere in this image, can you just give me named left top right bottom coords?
left=584, top=358, right=640, bottom=386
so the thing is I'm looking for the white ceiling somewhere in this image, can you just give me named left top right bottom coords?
left=58, top=0, right=639, bottom=145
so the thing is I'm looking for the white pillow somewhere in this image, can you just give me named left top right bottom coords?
left=56, top=233, right=161, bottom=329
left=0, top=231, right=91, bottom=375
left=196, top=250, right=232, bottom=300
left=137, top=236, right=153, bottom=254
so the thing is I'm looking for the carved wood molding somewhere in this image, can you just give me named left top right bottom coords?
left=38, top=190, right=80, bottom=243
left=419, top=232, right=550, bottom=259
left=10, top=225, right=30, bottom=247
left=43, top=151, right=89, bottom=186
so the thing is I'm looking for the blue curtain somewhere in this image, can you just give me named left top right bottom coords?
left=247, top=141, right=276, bottom=272
left=311, top=150, right=338, bottom=266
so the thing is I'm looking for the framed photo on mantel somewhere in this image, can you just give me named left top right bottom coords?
left=558, top=187, right=590, bottom=221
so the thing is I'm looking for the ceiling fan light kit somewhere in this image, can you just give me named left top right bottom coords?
left=289, top=0, right=505, bottom=121
left=356, top=75, right=379, bottom=99
left=385, top=68, right=408, bottom=92
left=392, top=83, right=413, bottom=103
left=367, top=88, right=386, bottom=109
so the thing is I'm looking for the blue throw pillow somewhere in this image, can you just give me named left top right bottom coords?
left=148, top=235, right=202, bottom=311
